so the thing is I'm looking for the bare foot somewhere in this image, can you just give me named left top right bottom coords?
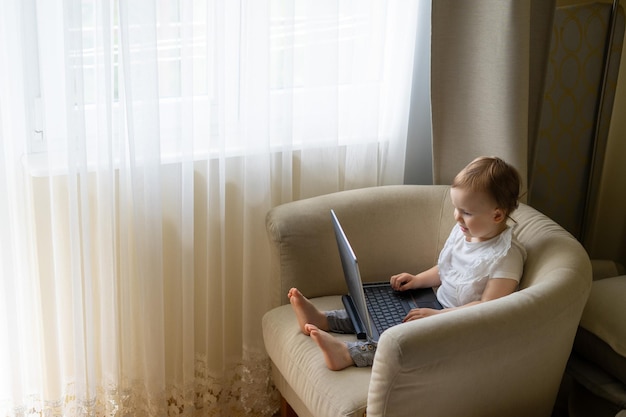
left=288, top=288, right=329, bottom=335
left=305, top=324, right=354, bottom=371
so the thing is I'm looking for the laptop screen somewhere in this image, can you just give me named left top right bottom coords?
left=330, top=209, right=374, bottom=339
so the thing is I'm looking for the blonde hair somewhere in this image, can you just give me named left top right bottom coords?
left=451, top=156, right=522, bottom=218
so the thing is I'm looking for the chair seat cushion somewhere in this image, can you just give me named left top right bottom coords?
left=576, top=276, right=626, bottom=385
left=262, top=296, right=370, bottom=417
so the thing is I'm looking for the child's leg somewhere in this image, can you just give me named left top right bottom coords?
left=288, top=288, right=355, bottom=335
left=325, top=309, right=356, bottom=334
left=345, top=340, right=376, bottom=368
left=306, top=324, right=377, bottom=370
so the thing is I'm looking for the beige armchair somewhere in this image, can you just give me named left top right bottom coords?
left=262, top=185, right=592, bottom=417
left=566, top=261, right=626, bottom=417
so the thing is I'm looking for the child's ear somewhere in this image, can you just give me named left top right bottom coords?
left=493, top=208, right=505, bottom=223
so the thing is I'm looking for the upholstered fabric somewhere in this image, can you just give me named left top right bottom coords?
left=574, top=275, right=626, bottom=394
left=263, top=185, right=592, bottom=417
left=579, top=276, right=626, bottom=358
left=566, top=274, right=626, bottom=416
left=591, top=259, right=626, bottom=281
left=574, top=327, right=626, bottom=387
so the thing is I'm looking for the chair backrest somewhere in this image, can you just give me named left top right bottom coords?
left=266, top=185, right=456, bottom=303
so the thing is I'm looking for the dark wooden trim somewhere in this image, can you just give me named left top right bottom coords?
left=280, top=396, right=299, bottom=417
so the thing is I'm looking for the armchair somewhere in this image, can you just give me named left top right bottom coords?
left=262, top=185, right=592, bottom=417
left=566, top=261, right=626, bottom=417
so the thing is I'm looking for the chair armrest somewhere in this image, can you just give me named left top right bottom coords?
left=368, top=285, right=589, bottom=417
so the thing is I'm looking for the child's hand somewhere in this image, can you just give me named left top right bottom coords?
left=390, top=272, right=417, bottom=291
left=403, top=308, right=441, bottom=322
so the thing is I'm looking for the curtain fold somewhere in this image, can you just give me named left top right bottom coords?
left=0, top=1, right=421, bottom=416
left=430, top=0, right=555, bottom=188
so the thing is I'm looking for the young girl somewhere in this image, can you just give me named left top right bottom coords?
left=288, top=156, right=527, bottom=371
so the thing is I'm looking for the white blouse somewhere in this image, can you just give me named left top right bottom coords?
left=436, top=224, right=527, bottom=308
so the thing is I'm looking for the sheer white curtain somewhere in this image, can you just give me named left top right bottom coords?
left=0, top=0, right=421, bottom=416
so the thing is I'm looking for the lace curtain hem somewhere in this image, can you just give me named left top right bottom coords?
left=1, top=353, right=279, bottom=417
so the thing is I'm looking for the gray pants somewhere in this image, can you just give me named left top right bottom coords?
left=326, top=309, right=376, bottom=367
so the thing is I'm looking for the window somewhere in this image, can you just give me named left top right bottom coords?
left=23, top=0, right=421, bottom=173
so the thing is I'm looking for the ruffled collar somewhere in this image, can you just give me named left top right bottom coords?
left=438, top=224, right=514, bottom=282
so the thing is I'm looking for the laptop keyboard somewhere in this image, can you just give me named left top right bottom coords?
left=364, top=285, right=407, bottom=333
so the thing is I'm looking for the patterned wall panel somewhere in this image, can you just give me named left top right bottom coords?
left=530, top=2, right=624, bottom=240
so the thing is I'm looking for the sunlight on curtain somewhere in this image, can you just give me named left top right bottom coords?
left=0, top=0, right=421, bottom=416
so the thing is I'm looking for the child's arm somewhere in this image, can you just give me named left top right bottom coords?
left=390, top=265, right=440, bottom=291
left=478, top=277, right=519, bottom=302
left=402, top=277, right=518, bottom=322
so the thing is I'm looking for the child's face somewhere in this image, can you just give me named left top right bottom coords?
left=450, top=187, right=506, bottom=242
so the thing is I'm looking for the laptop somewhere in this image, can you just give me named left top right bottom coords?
left=330, top=209, right=443, bottom=343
